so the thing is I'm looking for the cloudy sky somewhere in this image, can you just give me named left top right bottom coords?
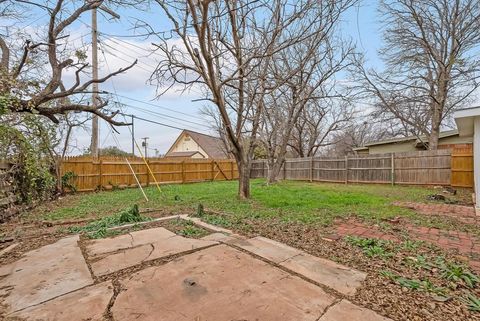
left=11, top=1, right=383, bottom=156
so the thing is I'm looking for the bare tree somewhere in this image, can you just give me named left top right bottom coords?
left=257, top=1, right=356, bottom=183
left=0, top=0, right=137, bottom=125
left=287, top=97, right=354, bottom=158
left=356, top=0, right=480, bottom=149
left=152, top=0, right=334, bottom=198
left=323, top=120, right=396, bottom=156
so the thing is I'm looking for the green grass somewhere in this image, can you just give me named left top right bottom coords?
left=33, top=179, right=463, bottom=228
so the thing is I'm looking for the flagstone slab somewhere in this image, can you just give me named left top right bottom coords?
left=318, top=300, right=393, bottom=321
left=112, top=245, right=335, bottom=321
left=0, top=235, right=93, bottom=313
left=184, top=217, right=234, bottom=234
left=280, top=253, right=367, bottom=296
left=201, top=232, right=246, bottom=243
left=89, top=229, right=218, bottom=276
left=8, top=282, right=113, bottom=321
left=86, top=227, right=177, bottom=257
left=232, top=236, right=302, bottom=263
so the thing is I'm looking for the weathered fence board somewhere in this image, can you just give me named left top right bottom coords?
left=251, top=149, right=457, bottom=186
left=451, top=146, right=474, bottom=187
left=60, top=157, right=238, bottom=192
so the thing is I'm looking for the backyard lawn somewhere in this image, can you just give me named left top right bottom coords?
left=2, top=179, right=480, bottom=321
left=32, top=179, right=471, bottom=228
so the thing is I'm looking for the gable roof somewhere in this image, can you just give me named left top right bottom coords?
left=166, top=130, right=229, bottom=159
left=353, top=130, right=459, bottom=150
left=166, top=151, right=205, bottom=158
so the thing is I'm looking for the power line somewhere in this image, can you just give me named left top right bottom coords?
left=103, top=91, right=208, bottom=122
left=121, top=102, right=209, bottom=128
left=98, top=44, right=209, bottom=131
left=100, top=44, right=154, bottom=73
left=119, top=112, right=208, bottom=133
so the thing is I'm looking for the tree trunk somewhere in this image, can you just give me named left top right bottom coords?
left=429, top=104, right=442, bottom=150
left=267, top=157, right=284, bottom=184
left=237, top=157, right=251, bottom=199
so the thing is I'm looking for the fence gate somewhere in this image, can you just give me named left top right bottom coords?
left=451, top=146, right=474, bottom=187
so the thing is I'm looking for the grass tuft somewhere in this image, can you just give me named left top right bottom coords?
left=69, top=204, right=151, bottom=239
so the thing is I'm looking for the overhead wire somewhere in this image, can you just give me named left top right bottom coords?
left=104, top=91, right=208, bottom=122
left=99, top=43, right=162, bottom=194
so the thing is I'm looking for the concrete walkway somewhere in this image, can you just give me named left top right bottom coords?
left=0, top=220, right=392, bottom=321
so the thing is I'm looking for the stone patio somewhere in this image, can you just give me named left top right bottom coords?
left=0, top=221, right=392, bottom=321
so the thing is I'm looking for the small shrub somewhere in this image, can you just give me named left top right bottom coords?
left=61, top=171, right=77, bottom=193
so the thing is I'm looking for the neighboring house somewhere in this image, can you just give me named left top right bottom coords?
left=353, top=129, right=472, bottom=155
left=165, top=130, right=230, bottom=159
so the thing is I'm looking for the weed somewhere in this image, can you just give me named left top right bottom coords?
left=380, top=270, right=447, bottom=295
left=402, top=239, right=423, bottom=251
left=462, top=293, right=480, bottom=312
left=202, top=214, right=233, bottom=228
left=86, top=227, right=121, bottom=239
left=436, top=258, right=479, bottom=288
left=364, top=245, right=393, bottom=258
left=69, top=204, right=150, bottom=238
left=196, top=203, right=205, bottom=217
left=406, top=255, right=435, bottom=271
left=172, top=219, right=208, bottom=238
left=420, top=279, right=447, bottom=296
left=345, top=236, right=393, bottom=259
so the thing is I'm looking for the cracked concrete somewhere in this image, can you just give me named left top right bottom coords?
left=87, top=227, right=218, bottom=276
left=112, top=245, right=337, bottom=321
left=0, top=218, right=390, bottom=321
left=9, top=282, right=113, bottom=321
left=0, top=235, right=93, bottom=314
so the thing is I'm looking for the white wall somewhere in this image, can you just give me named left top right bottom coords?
left=170, top=134, right=208, bottom=158
left=474, top=118, right=480, bottom=208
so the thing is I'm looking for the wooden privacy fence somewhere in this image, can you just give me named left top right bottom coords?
left=251, top=149, right=473, bottom=187
left=61, top=157, right=238, bottom=192
left=451, top=146, right=474, bottom=187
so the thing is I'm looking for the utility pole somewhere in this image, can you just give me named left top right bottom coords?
left=90, top=7, right=99, bottom=158
left=131, top=114, right=135, bottom=156
left=142, top=137, right=149, bottom=158
left=90, top=6, right=120, bottom=158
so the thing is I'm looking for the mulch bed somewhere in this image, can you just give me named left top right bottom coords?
left=207, top=213, right=480, bottom=321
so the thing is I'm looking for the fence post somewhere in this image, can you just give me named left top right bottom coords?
left=391, top=153, right=395, bottom=186
left=283, top=161, right=287, bottom=180
left=231, top=161, right=234, bottom=179
left=211, top=160, right=215, bottom=181
left=146, top=159, right=150, bottom=187
left=98, top=159, right=103, bottom=190
left=263, top=161, right=266, bottom=178
left=181, top=161, right=186, bottom=183
left=309, top=157, right=313, bottom=182
left=345, top=155, right=348, bottom=184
